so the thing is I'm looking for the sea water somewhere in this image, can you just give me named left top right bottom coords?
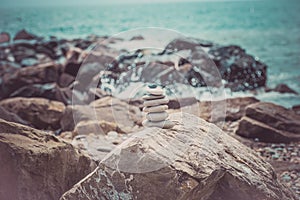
left=0, top=0, right=299, bottom=107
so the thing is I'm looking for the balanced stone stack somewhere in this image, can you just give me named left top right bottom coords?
left=142, top=85, right=175, bottom=129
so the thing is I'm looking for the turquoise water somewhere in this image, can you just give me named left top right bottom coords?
left=1, top=0, right=300, bottom=106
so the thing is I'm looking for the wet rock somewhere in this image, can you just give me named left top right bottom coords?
left=165, top=37, right=213, bottom=51
left=0, top=32, right=10, bottom=43
left=236, top=102, right=300, bottom=143
left=11, top=43, right=37, bottom=62
left=266, top=84, right=299, bottom=95
left=0, top=97, right=65, bottom=130
left=20, top=57, right=39, bottom=66
left=9, top=83, right=72, bottom=105
left=60, top=113, right=297, bottom=200
left=292, top=105, right=300, bottom=115
left=209, top=45, right=267, bottom=91
left=1, top=62, right=60, bottom=98
left=13, top=29, right=41, bottom=41
left=58, top=73, right=75, bottom=87
left=118, top=62, right=185, bottom=88
left=0, top=119, right=96, bottom=200
left=0, top=61, right=21, bottom=77
left=129, top=35, right=144, bottom=41
left=0, top=106, right=29, bottom=125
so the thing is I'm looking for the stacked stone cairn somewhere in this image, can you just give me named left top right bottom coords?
left=142, top=84, right=175, bottom=129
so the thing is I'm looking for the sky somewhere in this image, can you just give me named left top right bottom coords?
left=0, top=0, right=257, bottom=7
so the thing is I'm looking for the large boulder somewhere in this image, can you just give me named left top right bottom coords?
left=0, top=97, right=65, bottom=130
left=9, top=83, right=72, bottom=105
left=60, top=113, right=296, bottom=200
left=236, top=102, right=300, bottom=143
left=1, top=62, right=61, bottom=99
left=0, top=106, right=29, bottom=125
left=164, top=38, right=267, bottom=91
left=0, top=119, right=96, bottom=200
left=168, top=97, right=259, bottom=123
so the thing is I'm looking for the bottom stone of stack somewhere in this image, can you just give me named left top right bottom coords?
left=142, top=119, right=175, bottom=129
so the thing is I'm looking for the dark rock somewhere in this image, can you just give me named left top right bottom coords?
left=0, top=97, right=65, bottom=130
left=58, top=73, right=75, bottom=87
left=0, top=61, right=21, bottom=77
left=266, top=84, right=298, bottom=95
left=0, top=119, right=96, bottom=200
left=165, top=37, right=213, bottom=51
left=236, top=102, right=300, bottom=143
left=0, top=106, right=29, bottom=125
left=117, top=62, right=186, bottom=89
left=75, top=62, right=106, bottom=91
left=64, top=61, right=81, bottom=77
left=20, top=57, right=39, bottom=66
left=13, top=29, right=41, bottom=41
left=292, top=104, right=300, bottom=115
left=129, top=35, right=144, bottom=41
left=209, top=45, right=267, bottom=91
left=0, top=32, right=10, bottom=43
left=9, top=83, right=72, bottom=105
left=12, top=43, right=37, bottom=62
left=60, top=113, right=297, bottom=200
left=1, top=62, right=61, bottom=99
left=165, top=38, right=267, bottom=91
left=35, top=44, right=57, bottom=59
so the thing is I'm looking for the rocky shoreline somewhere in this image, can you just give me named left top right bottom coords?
left=0, top=30, right=299, bottom=199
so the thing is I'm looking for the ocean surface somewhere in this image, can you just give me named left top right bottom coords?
left=1, top=0, right=300, bottom=107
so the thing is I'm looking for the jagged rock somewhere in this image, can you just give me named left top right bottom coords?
left=129, top=35, right=144, bottom=41
left=0, top=32, right=10, bottom=43
left=0, top=119, right=96, bottom=200
left=0, top=106, right=29, bottom=125
left=9, top=83, right=72, bottom=105
left=209, top=45, right=267, bottom=91
left=266, top=83, right=299, bottom=95
left=60, top=113, right=296, bottom=200
left=13, top=29, right=41, bottom=41
left=165, top=37, right=213, bottom=51
left=0, top=61, right=21, bottom=77
left=236, top=102, right=300, bottom=143
left=1, top=62, right=60, bottom=98
left=0, top=97, right=65, bottom=130
left=292, top=104, right=300, bottom=115
left=165, top=38, right=267, bottom=91
left=58, top=73, right=75, bottom=87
